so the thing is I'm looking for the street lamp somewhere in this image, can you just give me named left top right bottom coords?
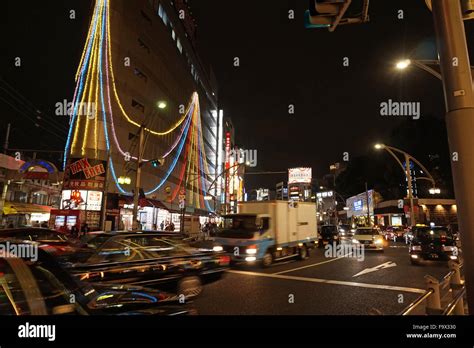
left=157, top=101, right=167, bottom=109
left=429, top=187, right=441, bottom=195
left=395, top=59, right=411, bottom=70
left=374, top=143, right=440, bottom=226
left=118, top=176, right=131, bottom=185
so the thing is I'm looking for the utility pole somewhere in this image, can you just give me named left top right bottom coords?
left=365, top=182, right=371, bottom=226
left=405, top=154, right=416, bottom=226
left=3, top=123, right=11, bottom=154
left=431, top=0, right=474, bottom=312
left=132, top=126, right=145, bottom=231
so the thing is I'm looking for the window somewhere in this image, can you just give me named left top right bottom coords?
left=138, top=38, right=150, bottom=53
left=140, top=10, right=152, bottom=25
left=158, top=4, right=168, bottom=26
left=132, top=99, right=145, bottom=113
left=134, top=68, right=148, bottom=82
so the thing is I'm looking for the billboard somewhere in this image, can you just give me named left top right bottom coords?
left=63, top=157, right=107, bottom=190
left=288, top=167, right=312, bottom=185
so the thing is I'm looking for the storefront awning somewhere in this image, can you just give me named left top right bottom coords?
left=3, top=203, right=53, bottom=215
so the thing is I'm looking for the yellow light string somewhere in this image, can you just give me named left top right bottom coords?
left=72, top=36, right=95, bottom=152
left=105, top=3, right=191, bottom=136
left=193, top=111, right=200, bottom=209
left=81, top=1, right=103, bottom=156
left=187, top=108, right=197, bottom=206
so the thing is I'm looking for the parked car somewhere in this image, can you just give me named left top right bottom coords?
left=409, top=226, right=459, bottom=265
left=0, top=244, right=195, bottom=315
left=0, top=228, right=85, bottom=255
left=319, top=225, right=340, bottom=247
left=351, top=227, right=385, bottom=251
left=59, top=232, right=230, bottom=298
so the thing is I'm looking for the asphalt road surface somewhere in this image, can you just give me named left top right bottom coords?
left=194, top=241, right=455, bottom=315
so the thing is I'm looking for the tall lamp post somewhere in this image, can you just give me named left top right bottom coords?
left=374, top=144, right=440, bottom=226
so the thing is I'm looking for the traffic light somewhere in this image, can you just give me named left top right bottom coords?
left=151, top=158, right=165, bottom=168
left=305, top=0, right=351, bottom=31
left=305, top=0, right=369, bottom=32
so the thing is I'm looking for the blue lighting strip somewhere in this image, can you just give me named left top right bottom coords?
left=144, top=106, right=193, bottom=195
left=63, top=2, right=101, bottom=169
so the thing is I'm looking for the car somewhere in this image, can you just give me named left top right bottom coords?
left=0, top=228, right=85, bottom=255
left=351, top=227, right=385, bottom=251
left=59, top=231, right=230, bottom=298
left=337, top=224, right=353, bottom=240
left=318, top=225, right=340, bottom=247
left=0, top=244, right=195, bottom=316
left=384, top=226, right=405, bottom=242
left=409, top=226, right=459, bottom=265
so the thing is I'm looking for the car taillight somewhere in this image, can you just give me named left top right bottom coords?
left=218, top=255, right=230, bottom=266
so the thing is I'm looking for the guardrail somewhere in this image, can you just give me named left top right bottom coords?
left=400, top=261, right=466, bottom=315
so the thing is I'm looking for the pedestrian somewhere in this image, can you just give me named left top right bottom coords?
left=71, top=224, right=79, bottom=238
left=82, top=223, right=89, bottom=237
left=160, top=220, right=165, bottom=231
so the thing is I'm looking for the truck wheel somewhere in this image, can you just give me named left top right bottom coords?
left=261, top=252, right=273, bottom=268
left=298, top=245, right=309, bottom=260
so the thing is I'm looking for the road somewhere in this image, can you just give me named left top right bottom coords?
left=194, top=241, right=454, bottom=315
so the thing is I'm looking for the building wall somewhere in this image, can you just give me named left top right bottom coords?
left=70, top=0, right=219, bottom=209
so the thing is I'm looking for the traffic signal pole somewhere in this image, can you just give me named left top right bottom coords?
left=132, top=126, right=145, bottom=231
left=431, top=0, right=474, bottom=313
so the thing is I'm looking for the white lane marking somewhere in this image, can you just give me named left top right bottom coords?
left=352, top=261, right=397, bottom=277
left=228, top=269, right=425, bottom=294
left=389, top=245, right=408, bottom=248
left=273, top=253, right=352, bottom=275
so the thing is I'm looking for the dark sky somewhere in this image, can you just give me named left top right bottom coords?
left=2, top=0, right=474, bottom=190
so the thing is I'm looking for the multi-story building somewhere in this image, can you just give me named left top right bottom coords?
left=0, top=154, right=62, bottom=228
left=60, top=0, right=224, bottom=231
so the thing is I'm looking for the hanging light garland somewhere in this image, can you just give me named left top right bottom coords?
left=64, top=0, right=214, bottom=211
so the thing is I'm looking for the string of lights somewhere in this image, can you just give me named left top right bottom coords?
left=65, top=0, right=213, bottom=211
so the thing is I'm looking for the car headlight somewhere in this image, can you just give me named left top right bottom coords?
left=213, top=245, right=223, bottom=252
left=246, top=247, right=257, bottom=255
left=352, top=239, right=359, bottom=244
left=374, top=239, right=383, bottom=245
left=411, top=245, right=422, bottom=251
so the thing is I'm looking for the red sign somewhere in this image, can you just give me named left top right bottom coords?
left=63, top=158, right=107, bottom=190
left=70, top=158, right=105, bottom=179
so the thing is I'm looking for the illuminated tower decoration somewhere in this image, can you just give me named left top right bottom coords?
left=63, top=0, right=213, bottom=220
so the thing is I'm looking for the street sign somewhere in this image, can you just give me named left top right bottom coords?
left=179, top=201, right=185, bottom=209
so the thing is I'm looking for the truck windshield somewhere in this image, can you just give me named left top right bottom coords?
left=217, top=216, right=259, bottom=239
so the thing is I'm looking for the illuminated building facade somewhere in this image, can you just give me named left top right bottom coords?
left=61, top=0, right=221, bottom=230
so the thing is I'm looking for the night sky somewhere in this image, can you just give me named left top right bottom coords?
left=2, top=0, right=474, bottom=190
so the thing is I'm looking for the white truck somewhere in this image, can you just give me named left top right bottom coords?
left=213, top=200, right=318, bottom=267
